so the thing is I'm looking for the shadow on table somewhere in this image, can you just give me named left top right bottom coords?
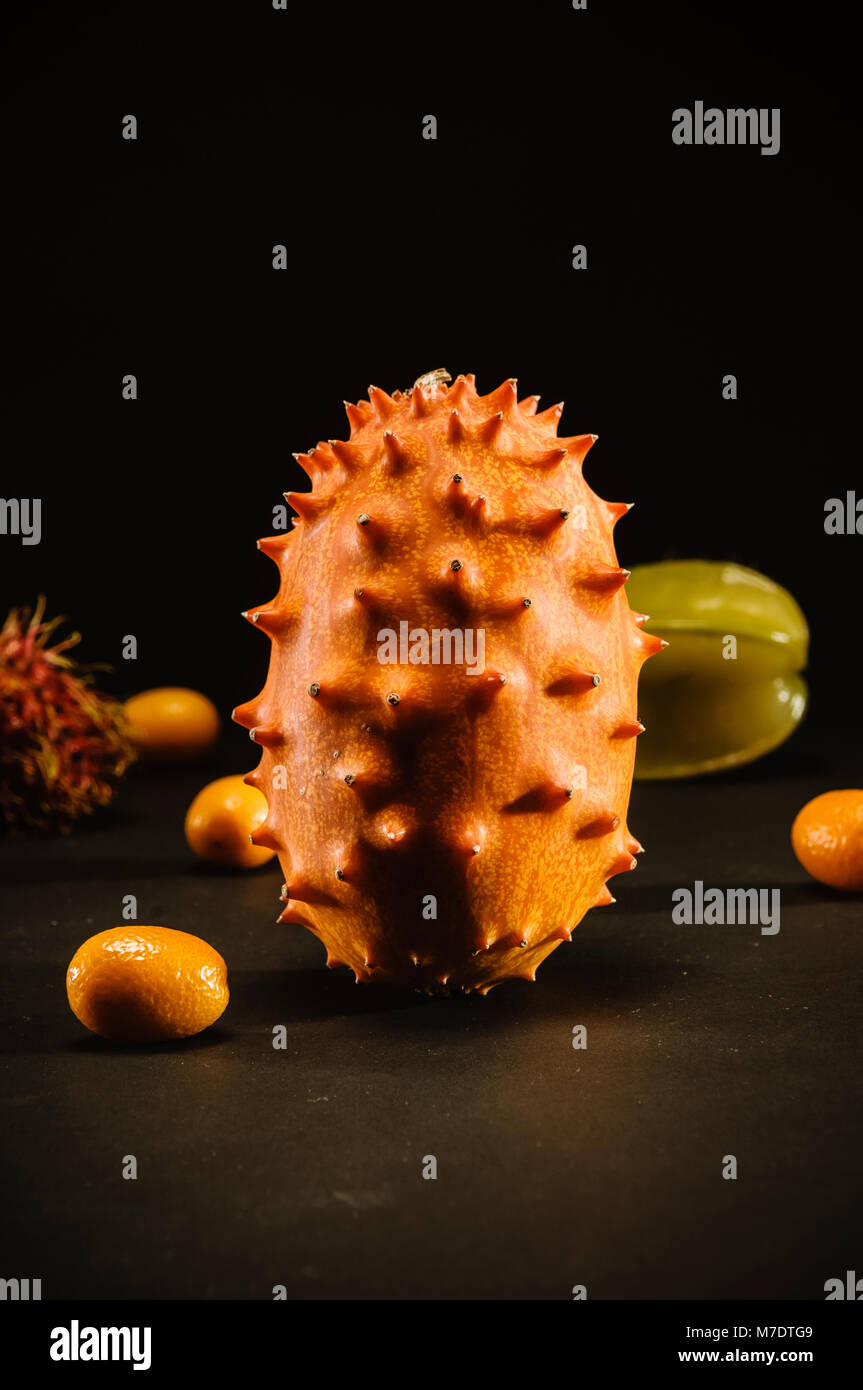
left=65, top=1026, right=234, bottom=1055
left=227, top=947, right=684, bottom=1032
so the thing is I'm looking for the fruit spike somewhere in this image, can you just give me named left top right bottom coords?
left=257, top=534, right=291, bottom=561
left=503, top=505, right=572, bottom=539
left=479, top=411, right=504, bottom=443
left=250, top=824, right=281, bottom=851
left=484, top=378, right=518, bottom=414
left=534, top=446, right=569, bottom=470
left=368, top=385, right=396, bottom=420
left=382, top=430, right=409, bottom=471
left=613, top=717, right=646, bottom=739
left=564, top=433, right=599, bottom=466
left=231, top=699, right=259, bottom=730
left=591, top=885, right=617, bottom=908
left=467, top=669, right=508, bottom=712
left=536, top=401, right=564, bottom=429
left=640, top=632, right=670, bottom=658
left=447, top=409, right=465, bottom=443
left=344, top=400, right=367, bottom=433
left=242, top=604, right=296, bottom=639
left=606, top=500, right=634, bottom=526
left=545, top=664, right=602, bottom=696
left=248, top=725, right=281, bottom=748
left=328, top=439, right=362, bottom=471
left=580, top=564, right=631, bottom=596
left=239, top=370, right=663, bottom=994
left=285, top=490, right=332, bottom=526
left=578, top=811, right=620, bottom=839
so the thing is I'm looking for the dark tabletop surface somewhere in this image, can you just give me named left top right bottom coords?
left=2, top=723, right=861, bottom=1301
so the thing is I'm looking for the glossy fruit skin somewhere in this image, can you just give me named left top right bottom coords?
left=184, top=774, right=276, bottom=868
left=66, top=926, right=229, bottom=1043
left=627, top=561, right=808, bottom=779
left=635, top=673, right=807, bottom=779
left=792, top=791, right=863, bottom=891
left=236, top=372, right=662, bottom=994
left=124, top=687, right=220, bottom=764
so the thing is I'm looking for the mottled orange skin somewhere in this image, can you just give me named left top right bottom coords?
left=66, top=926, right=229, bottom=1042
left=236, top=373, right=663, bottom=993
left=184, top=774, right=276, bottom=869
left=125, top=687, right=220, bottom=764
left=792, top=790, right=863, bottom=891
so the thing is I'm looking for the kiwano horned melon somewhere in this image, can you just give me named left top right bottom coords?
left=235, top=370, right=665, bottom=994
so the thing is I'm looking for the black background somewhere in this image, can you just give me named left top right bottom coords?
left=4, top=0, right=861, bottom=724
left=3, top=0, right=863, bottom=1307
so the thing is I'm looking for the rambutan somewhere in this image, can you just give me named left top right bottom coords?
left=0, top=597, right=136, bottom=834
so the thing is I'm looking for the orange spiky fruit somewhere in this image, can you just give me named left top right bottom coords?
left=237, top=371, right=664, bottom=993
